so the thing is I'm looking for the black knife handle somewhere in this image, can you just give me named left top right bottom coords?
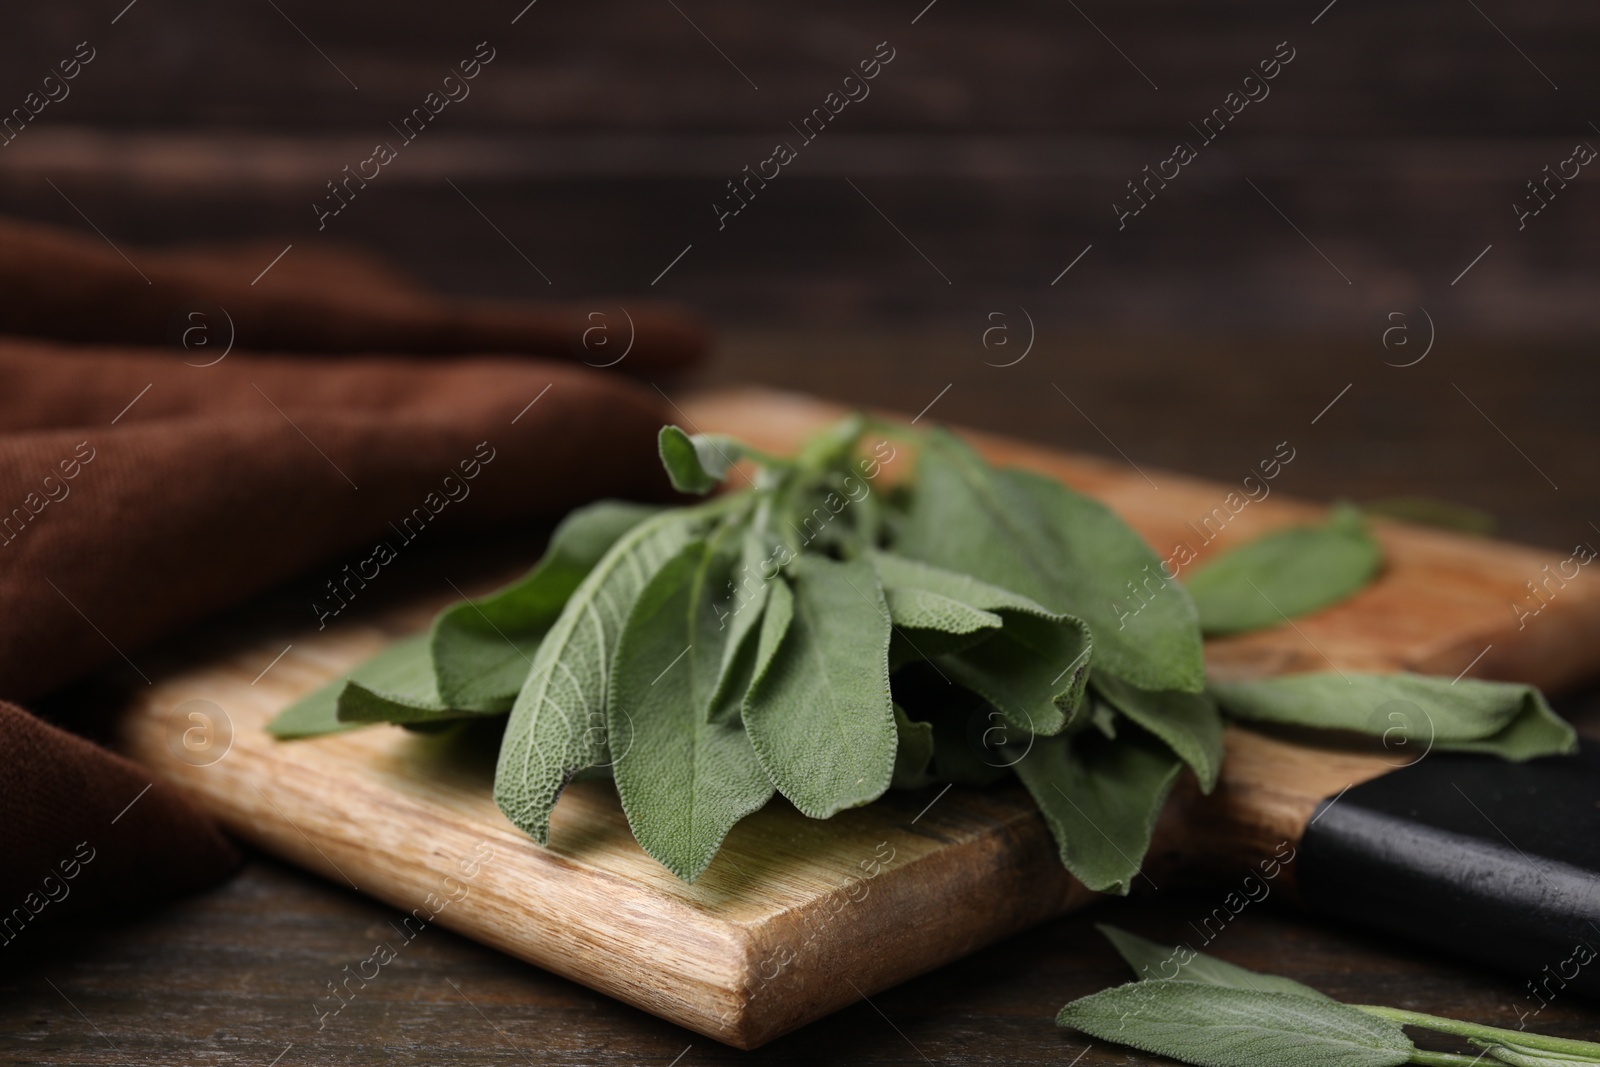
left=1299, top=744, right=1600, bottom=1003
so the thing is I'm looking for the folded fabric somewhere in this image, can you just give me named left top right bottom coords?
left=0, top=219, right=703, bottom=934
left=0, top=215, right=706, bottom=372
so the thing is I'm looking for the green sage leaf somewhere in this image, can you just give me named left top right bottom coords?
left=1186, top=502, right=1381, bottom=636
left=1209, top=672, right=1578, bottom=762
left=891, top=704, right=937, bottom=790
left=337, top=633, right=474, bottom=726
left=608, top=540, right=774, bottom=881
left=431, top=501, right=660, bottom=712
left=938, top=613, right=1093, bottom=736
left=658, top=425, right=747, bottom=494
left=1096, top=924, right=1330, bottom=999
left=1056, top=982, right=1414, bottom=1067
left=1013, top=724, right=1185, bottom=894
left=269, top=633, right=456, bottom=738
left=494, top=506, right=712, bottom=845
left=742, top=554, right=896, bottom=818
left=869, top=550, right=1093, bottom=729
left=893, top=429, right=1204, bottom=693
left=1092, top=673, right=1225, bottom=793
left=707, top=520, right=787, bottom=721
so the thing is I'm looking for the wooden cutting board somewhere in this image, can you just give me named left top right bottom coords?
left=113, top=387, right=1600, bottom=1049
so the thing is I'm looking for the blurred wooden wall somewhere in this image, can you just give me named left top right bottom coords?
left=0, top=0, right=1593, bottom=335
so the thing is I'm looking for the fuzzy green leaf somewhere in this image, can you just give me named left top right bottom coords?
left=1092, top=673, right=1225, bottom=793
left=269, top=633, right=458, bottom=738
left=268, top=674, right=355, bottom=739
left=1209, top=672, right=1577, bottom=761
left=1056, top=982, right=1414, bottom=1067
left=494, top=507, right=712, bottom=844
left=1095, top=924, right=1330, bottom=999
left=707, top=521, right=784, bottom=720
left=336, top=632, right=479, bottom=726
left=939, top=614, right=1093, bottom=737
left=870, top=550, right=1093, bottom=733
left=893, top=429, right=1204, bottom=692
left=608, top=541, right=774, bottom=881
left=431, top=501, right=660, bottom=712
left=1013, top=724, right=1184, bottom=894
left=1186, top=502, right=1382, bottom=636
left=658, top=425, right=746, bottom=494
left=891, top=704, right=937, bottom=789
left=743, top=554, right=896, bottom=818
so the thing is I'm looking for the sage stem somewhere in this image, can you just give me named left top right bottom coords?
left=1356, top=1005, right=1600, bottom=1060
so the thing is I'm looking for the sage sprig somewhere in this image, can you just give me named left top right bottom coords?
left=1060, top=925, right=1600, bottom=1067
left=270, top=416, right=1577, bottom=890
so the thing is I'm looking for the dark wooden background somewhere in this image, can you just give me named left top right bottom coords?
left=3, top=0, right=1599, bottom=1063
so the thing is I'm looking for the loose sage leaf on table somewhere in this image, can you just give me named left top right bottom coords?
left=608, top=539, right=774, bottom=881
left=893, top=428, right=1205, bottom=693
left=1092, top=673, right=1224, bottom=793
left=1096, top=924, right=1330, bottom=999
left=1209, top=672, right=1578, bottom=761
left=658, top=425, right=750, bottom=494
left=1013, top=723, right=1185, bottom=894
left=268, top=633, right=456, bottom=738
left=1186, top=502, right=1381, bottom=636
left=494, top=506, right=710, bottom=844
left=431, top=501, right=661, bottom=712
left=742, top=553, right=897, bottom=819
left=1056, top=982, right=1415, bottom=1067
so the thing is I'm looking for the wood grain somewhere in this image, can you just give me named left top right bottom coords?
left=112, top=386, right=1600, bottom=1048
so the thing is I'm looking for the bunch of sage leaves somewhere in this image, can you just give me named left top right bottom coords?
left=271, top=416, right=1576, bottom=888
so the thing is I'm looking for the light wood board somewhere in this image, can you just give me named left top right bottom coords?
left=114, top=387, right=1600, bottom=1048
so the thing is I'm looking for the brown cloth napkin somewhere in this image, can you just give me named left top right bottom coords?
left=0, top=215, right=706, bottom=371
left=0, top=223, right=698, bottom=941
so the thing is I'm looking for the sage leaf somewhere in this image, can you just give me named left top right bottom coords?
left=1186, top=502, right=1381, bottom=636
left=939, top=613, right=1093, bottom=736
left=894, top=428, right=1204, bottom=693
left=868, top=550, right=1093, bottom=734
left=336, top=631, right=487, bottom=726
left=1056, top=982, right=1414, bottom=1067
left=1209, top=672, right=1578, bottom=761
left=432, top=501, right=660, bottom=712
left=873, top=549, right=1034, bottom=668
left=268, top=674, right=354, bottom=739
left=708, top=520, right=784, bottom=721
left=884, top=585, right=1003, bottom=636
left=494, top=506, right=710, bottom=845
left=658, top=425, right=747, bottom=494
left=743, top=554, right=896, bottom=818
left=269, top=633, right=450, bottom=738
left=891, top=704, right=936, bottom=790
left=1014, top=724, right=1185, bottom=894
left=1093, top=673, right=1225, bottom=793
left=608, top=540, right=774, bottom=880
left=1096, top=924, right=1330, bottom=1000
